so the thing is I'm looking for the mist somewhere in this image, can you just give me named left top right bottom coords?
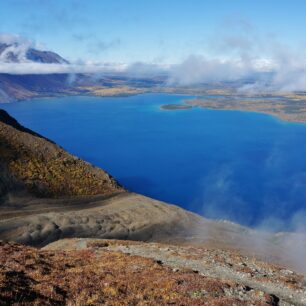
left=192, top=137, right=306, bottom=274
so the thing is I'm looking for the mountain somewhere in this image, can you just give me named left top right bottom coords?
left=0, top=42, right=68, bottom=64
left=0, top=42, right=73, bottom=102
left=0, top=41, right=163, bottom=103
left=0, top=73, right=74, bottom=101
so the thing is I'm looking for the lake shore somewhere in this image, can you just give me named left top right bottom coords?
left=160, top=94, right=306, bottom=124
left=3, top=85, right=306, bottom=125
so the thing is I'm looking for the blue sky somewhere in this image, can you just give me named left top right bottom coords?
left=1, top=0, right=306, bottom=64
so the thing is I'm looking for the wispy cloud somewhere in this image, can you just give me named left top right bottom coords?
left=167, top=16, right=306, bottom=92
left=167, top=55, right=255, bottom=85
left=14, top=0, right=90, bottom=33
left=72, top=33, right=122, bottom=55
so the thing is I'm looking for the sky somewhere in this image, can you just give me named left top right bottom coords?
left=1, top=0, right=306, bottom=91
left=1, top=0, right=306, bottom=64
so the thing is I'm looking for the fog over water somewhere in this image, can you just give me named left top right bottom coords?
left=3, top=93, right=306, bottom=233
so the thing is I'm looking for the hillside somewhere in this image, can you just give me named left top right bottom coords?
left=0, top=42, right=68, bottom=64
left=0, top=73, right=75, bottom=102
left=1, top=111, right=306, bottom=263
left=1, top=110, right=306, bottom=304
left=0, top=109, right=207, bottom=247
left=0, top=109, right=122, bottom=200
left=1, top=239, right=306, bottom=305
left=0, top=41, right=74, bottom=102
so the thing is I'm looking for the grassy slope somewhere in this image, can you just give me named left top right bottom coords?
left=2, top=239, right=299, bottom=305
left=0, top=109, right=122, bottom=199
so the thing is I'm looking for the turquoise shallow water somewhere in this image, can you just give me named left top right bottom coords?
left=2, top=93, right=306, bottom=231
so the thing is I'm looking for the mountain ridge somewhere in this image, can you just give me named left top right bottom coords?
left=0, top=41, right=73, bottom=102
left=0, top=42, right=69, bottom=64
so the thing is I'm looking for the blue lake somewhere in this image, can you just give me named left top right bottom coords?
left=2, top=93, right=306, bottom=231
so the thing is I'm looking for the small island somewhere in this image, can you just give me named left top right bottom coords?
left=161, top=103, right=193, bottom=110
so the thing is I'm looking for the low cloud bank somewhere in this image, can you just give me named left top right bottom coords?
left=2, top=32, right=306, bottom=92
left=2, top=55, right=306, bottom=93
left=0, top=33, right=168, bottom=77
left=168, top=53, right=306, bottom=93
left=167, top=55, right=254, bottom=85
left=0, top=62, right=128, bottom=75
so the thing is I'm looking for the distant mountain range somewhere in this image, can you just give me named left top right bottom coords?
left=0, top=41, right=168, bottom=102
left=0, top=41, right=274, bottom=103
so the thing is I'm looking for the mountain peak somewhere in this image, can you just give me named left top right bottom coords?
left=0, top=39, right=68, bottom=64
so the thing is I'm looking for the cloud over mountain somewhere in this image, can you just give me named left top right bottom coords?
left=2, top=31, right=306, bottom=93
left=0, top=33, right=68, bottom=65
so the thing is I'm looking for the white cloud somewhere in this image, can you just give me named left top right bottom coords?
left=2, top=30, right=306, bottom=93
left=0, top=62, right=128, bottom=75
left=0, top=34, right=33, bottom=63
left=167, top=55, right=255, bottom=85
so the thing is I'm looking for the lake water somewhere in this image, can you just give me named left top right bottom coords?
left=2, top=93, right=306, bottom=231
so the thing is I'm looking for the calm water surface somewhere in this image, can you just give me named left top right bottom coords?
left=2, top=94, right=306, bottom=230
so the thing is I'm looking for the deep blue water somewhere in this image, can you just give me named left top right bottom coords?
left=2, top=93, right=306, bottom=231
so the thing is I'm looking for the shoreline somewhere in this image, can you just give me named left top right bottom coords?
left=181, top=96, right=306, bottom=125
left=160, top=99, right=306, bottom=125
left=2, top=91, right=306, bottom=126
left=193, top=104, right=306, bottom=125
